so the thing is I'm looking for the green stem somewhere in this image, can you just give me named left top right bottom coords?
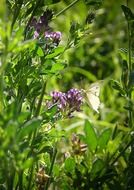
left=34, top=81, right=47, bottom=117
left=26, top=160, right=34, bottom=190
left=0, top=26, right=8, bottom=112
left=7, top=174, right=14, bottom=190
left=0, top=74, right=4, bottom=112
left=55, top=0, right=80, bottom=18
left=126, top=0, right=133, bottom=128
left=127, top=20, right=132, bottom=72
left=18, top=171, right=23, bottom=190
left=26, top=81, right=47, bottom=189
left=27, top=97, right=36, bottom=120
left=45, top=148, right=57, bottom=190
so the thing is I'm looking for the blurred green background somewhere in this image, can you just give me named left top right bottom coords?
left=45, top=0, right=134, bottom=134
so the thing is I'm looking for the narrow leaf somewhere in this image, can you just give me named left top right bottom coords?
left=45, top=47, right=64, bottom=59
left=17, top=118, right=41, bottom=140
left=121, top=5, right=134, bottom=21
left=65, top=157, right=76, bottom=173
left=84, top=120, right=97, bottom=152
left=51, top=62, right=64, bottom=73
left=91, top=159, right=104, bottom=179
left=37, top=47, right=44, bottom=57
left=111, top=80, right=126, bottom=95
left=98, top=128, right=112, bottom=150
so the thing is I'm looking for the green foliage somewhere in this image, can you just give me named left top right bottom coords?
left=111, top=79, right=126, bottom=96
left=84, top=0, right=103, bottom=8
left=121, top=5, right=134, bottom=21
left=0, top=0, right=134, bottom=189
left=98, top=128, right=112, bottom=150
left=84, top=120, right=98, bottom=152
left=64, top=157, right=76, bottom=173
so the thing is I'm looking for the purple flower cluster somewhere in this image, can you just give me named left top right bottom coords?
left=50, top=88, right=83, bottom=116
left=30, top=9, right=53, bottom=33
left=30, top=10, right=61, bottom=46
left=66, top=89, right=82, bottom=112
left=45, top=31, right=62, bottom=46
left=51, top=91, right=67, bottom=109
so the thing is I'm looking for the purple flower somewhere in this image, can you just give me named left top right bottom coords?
left=36, top=22, right=44, bottom=33
left=66, top=89, right=83, bottom=112
left=28, top=10, right=61, bottom=50
left=44, top=31, right=51, bottom=38
left=52, top=32, right=62, bottom=44
left=49, top=88, right=83, bottom=116
left=51, top=91, right=67, bottom=109
left=45, top=31, right=62, bottom=45
left=29, top=10, right=53, bottom=35
left=34, top=31, right=39, bottom=39
left=40, top=9, right=53, bottom=27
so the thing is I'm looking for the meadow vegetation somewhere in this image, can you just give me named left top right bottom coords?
left=0, top=0, right=134, bottom=189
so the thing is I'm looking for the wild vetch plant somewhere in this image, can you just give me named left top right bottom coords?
left=0, top=0, right=134, bottom=190
left=0, top=1, right=89, bottom=189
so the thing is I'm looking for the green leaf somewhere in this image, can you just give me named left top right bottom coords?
left=6, top=122, right=17, bottom=138
left=18, top=112, right=30, bottom=124
left=118, top=48, right=127, bottom=61
left=91, top=158, right=104, bottom=179
left=53, top=164, right=60, bottom=176
left=112, top=125, right=118, bottom=140
left=65, top=157, right=76, bottom=173
left=51, top=62, right=64, bottom=73
left=110, top=79, right=126, bottom=95
left=107, top=133, right=123, bottom=155
left=17, top=118, right=41, bottom=141
left=22, top=157, right=33, bottom=170
left=44, top=105, right=57, bottom=118
left=45, top=47, right=64, bottom=59
left=118, top=49, right=134, bottom=68
left=37, top=146, right=53, bottom=155
left=11, top=40, right=36, bottom=53
left=70, top=22, right=80, bottom=37
left=98, top=128, right=112, bottom=150
left=121, top=5, right=134, bottom=22
left=84, top=120, right=97, bottom=153
left=37, top=47, right=44, bottom=57
left=28, top=82, right=42, bottom=97
left=84, top=0, right=102, bottom=7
